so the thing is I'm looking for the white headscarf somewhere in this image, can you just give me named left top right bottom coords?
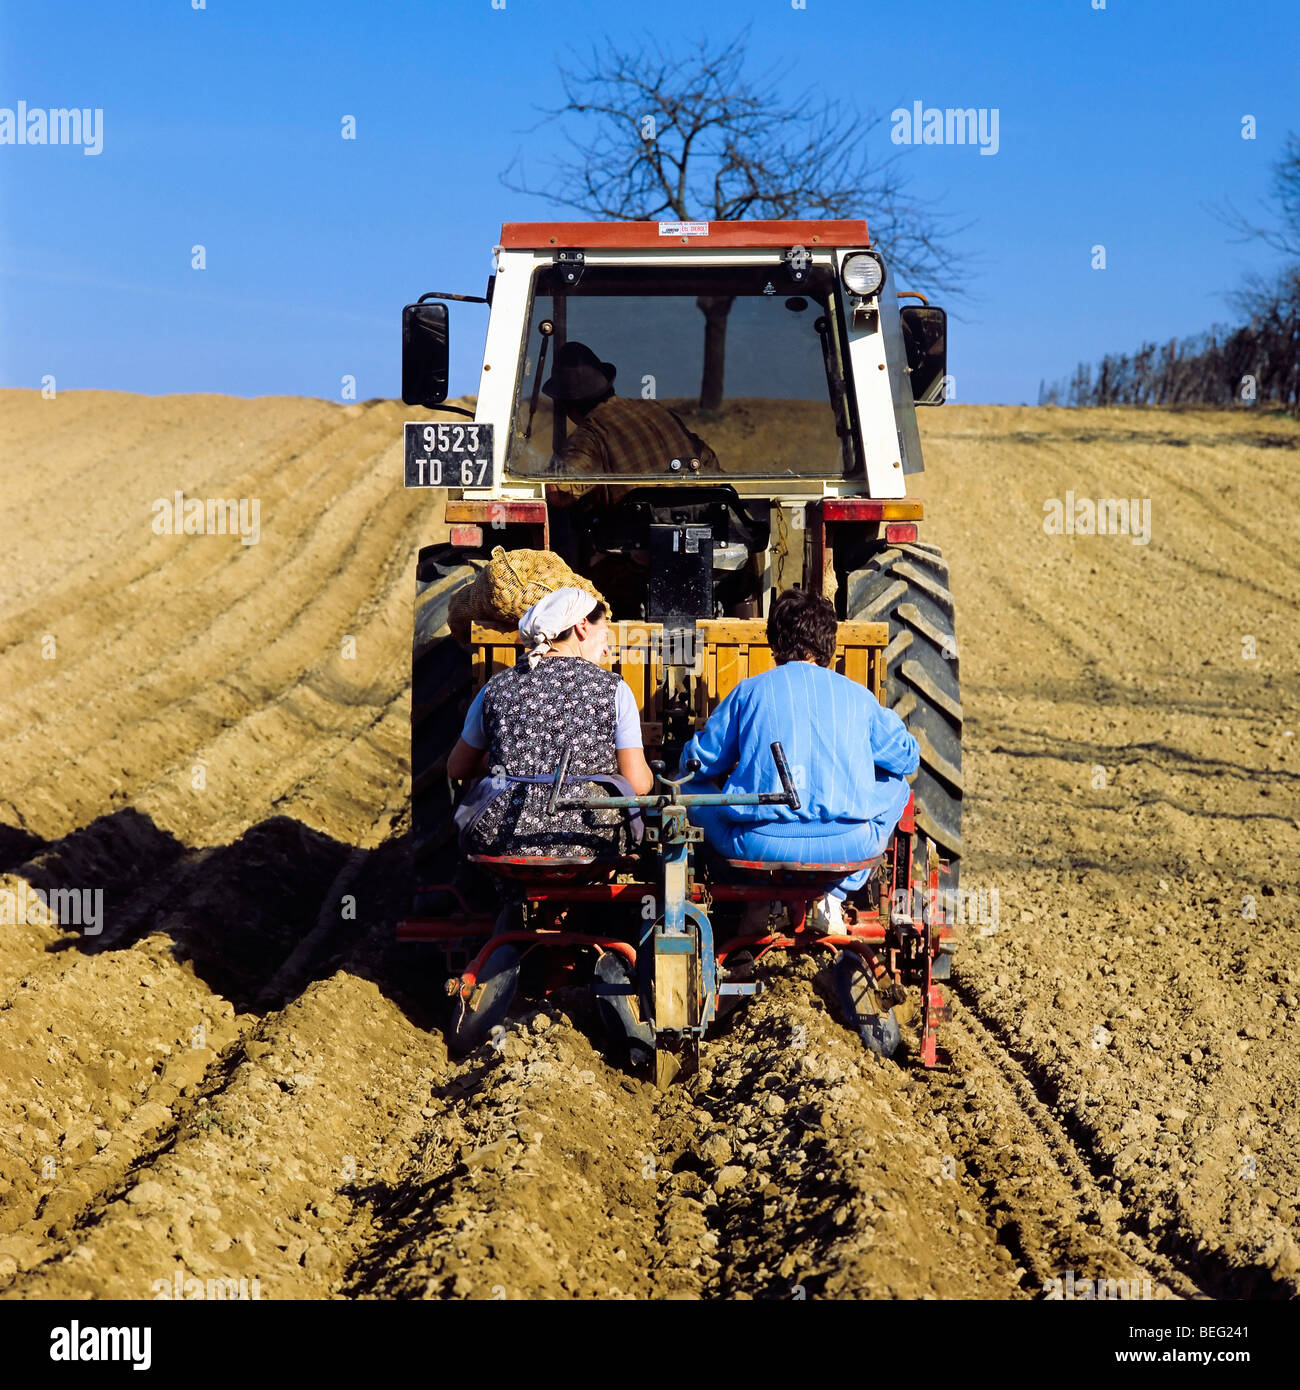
left=518, top=587, right=600, bottom=669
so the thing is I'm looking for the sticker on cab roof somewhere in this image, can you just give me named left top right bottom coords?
left=658, top=221, right=709, bottom=237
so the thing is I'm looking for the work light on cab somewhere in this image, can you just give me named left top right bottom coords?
left=841, top=252, right=885, bottom=296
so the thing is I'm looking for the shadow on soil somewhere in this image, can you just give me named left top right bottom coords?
left=5, top=807, right=435, bottom=1024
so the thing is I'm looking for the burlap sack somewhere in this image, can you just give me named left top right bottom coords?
left=448, top=547, right=606, bottom=645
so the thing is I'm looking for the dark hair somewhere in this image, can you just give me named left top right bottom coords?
left=554, top=598, right=607, bottom=644
left=767, top=587, right=836, bottom=666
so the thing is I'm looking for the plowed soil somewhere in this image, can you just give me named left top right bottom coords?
left=1, top=392, right=1296, bottom=1300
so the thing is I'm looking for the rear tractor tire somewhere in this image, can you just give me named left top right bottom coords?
left=844, top=542, right=962, bottom=892
left=412, top=544, right=484, bottom=908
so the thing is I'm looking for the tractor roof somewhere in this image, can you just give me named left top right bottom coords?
left=499, top=219, right=870, bottom=250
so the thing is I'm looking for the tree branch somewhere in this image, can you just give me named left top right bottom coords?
left=497, top=28, right=970, bottom=295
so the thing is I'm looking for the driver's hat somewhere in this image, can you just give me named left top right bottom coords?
left=542, top=341, right=617, bottom=403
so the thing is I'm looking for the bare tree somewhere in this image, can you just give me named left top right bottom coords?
left=503, top=31, right=968, bottom=409
left=1215, top=131, right=1300, bottom=258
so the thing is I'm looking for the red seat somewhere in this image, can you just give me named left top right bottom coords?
left=467, top=853, right=639, bottom=885
left=716, top=855, right=883, bottom=889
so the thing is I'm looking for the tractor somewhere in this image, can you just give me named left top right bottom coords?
left=397, top=220, right=961, bottom=1081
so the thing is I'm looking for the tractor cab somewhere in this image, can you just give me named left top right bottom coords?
left=402, top=221, right=947, bottom=629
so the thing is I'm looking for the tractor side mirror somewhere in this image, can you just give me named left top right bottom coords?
left=402, top=301, right=450, bottom=407
left=900, top=304, right=948, bottom=406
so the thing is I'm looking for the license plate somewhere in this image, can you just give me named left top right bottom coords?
left=403, top=421, right=494, bottom=488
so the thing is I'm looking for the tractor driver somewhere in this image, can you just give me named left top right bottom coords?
left=542, top=341, right=721, bottom=492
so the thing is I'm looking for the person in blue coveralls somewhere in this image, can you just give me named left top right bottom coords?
left=678, top=586, right=920, bottom=932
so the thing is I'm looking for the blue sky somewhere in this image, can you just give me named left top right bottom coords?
left=0, top=0, right=1296, bottom=405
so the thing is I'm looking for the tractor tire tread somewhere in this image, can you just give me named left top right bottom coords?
left=844, top=543, right=962, bottom=890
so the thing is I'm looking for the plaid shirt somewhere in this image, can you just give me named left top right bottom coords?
left=548, top=396, right=720, bottom=478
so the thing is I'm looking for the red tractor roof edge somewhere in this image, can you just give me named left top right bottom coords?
left=499, top=219, right=870, bottom=249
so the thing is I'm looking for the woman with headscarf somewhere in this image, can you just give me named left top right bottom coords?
left=446, top=587, right=655, bottom=858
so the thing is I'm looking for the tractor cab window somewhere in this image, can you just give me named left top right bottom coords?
left=508, top=263, right=858, bottom=480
